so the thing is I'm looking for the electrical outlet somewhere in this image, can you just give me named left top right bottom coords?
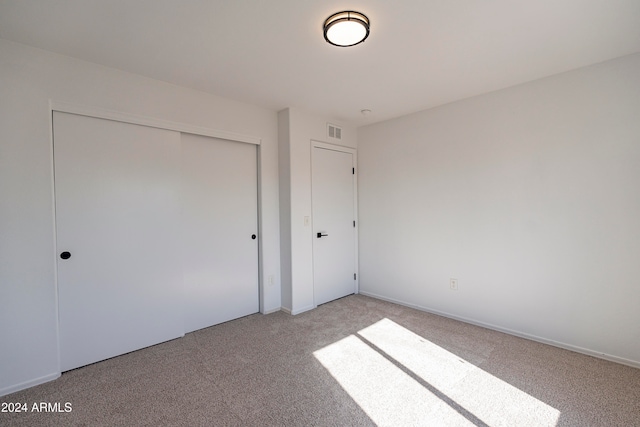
left=450, top=278, right=458, bottom=290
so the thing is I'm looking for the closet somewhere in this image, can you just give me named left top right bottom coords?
left=53, top=111, right=258, bottom=371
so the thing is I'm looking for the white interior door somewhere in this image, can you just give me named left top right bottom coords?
left=181, top=133, right=259, bottom=333
left=54, top=112, right=183, bottom=372
left=312, top=146, right=356, bottom=305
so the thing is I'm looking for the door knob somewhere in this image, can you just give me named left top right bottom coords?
left=251, top=234, right=257, bottom=240
left=317, top=232, right=328, bottom=238
left=60, top=251, right=71, bottom=260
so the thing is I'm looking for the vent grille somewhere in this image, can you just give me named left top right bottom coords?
left=327, top=123, right=342, bottom=140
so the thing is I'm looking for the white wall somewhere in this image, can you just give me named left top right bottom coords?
left=0, top=39, right=281, bottom=395
left=278, top=108, right=356, bottom=314
left=278, top=110, right=293, bottom=310
left=358, top=53, right=640, bottom=367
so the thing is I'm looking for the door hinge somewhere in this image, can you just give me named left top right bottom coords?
left=353, top=220, right=356, bottom=227
left=354, top=273, right=357, bottom=280
left=352, top=167, right=355, bottom=174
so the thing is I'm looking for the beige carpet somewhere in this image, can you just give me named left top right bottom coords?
left=2, top=295, right=639, bottom=426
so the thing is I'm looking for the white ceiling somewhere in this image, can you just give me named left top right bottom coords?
left=1, top=0, right=639, bottom=125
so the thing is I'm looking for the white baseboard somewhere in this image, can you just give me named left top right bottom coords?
left=0, top=372, right=60, bottom=397
left=359, top=290, right=640, bottom=370
left=289, top=304, right=316, bottom=316
left=262, top=307, right=282, bottom=315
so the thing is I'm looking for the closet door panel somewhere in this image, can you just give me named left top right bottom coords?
left=181, top=133, right=259, bottom=333
left=54, top=112, right=183, bottom=372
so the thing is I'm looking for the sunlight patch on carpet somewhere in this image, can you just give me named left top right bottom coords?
left=314, top=318, right=560, bottom=427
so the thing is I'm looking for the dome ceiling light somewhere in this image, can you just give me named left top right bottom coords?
left=323, top=11, right=370, bottom=47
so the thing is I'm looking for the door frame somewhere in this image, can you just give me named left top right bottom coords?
left=310, top=140, right=359, bottom=302
left=49, top=100, right=265, bottom=372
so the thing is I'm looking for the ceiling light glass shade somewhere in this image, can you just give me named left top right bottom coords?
left=323, top=11, right=370, bottom=47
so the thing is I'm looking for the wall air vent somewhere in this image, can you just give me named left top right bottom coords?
left=327, top=123, right=342, bottom=141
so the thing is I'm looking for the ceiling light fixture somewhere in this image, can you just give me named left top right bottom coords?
left=323, top=11, right=370, bottom=47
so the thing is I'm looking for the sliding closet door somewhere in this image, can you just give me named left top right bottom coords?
left=181, top=133, right=259, bottom=333
left=54, top=112, right=183, bottom=372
